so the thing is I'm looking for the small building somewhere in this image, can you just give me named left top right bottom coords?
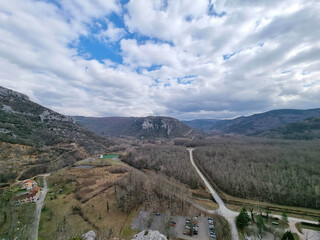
left=15, top=187, right=41, bottom=204
left=21, top=179, right=37, bottom=190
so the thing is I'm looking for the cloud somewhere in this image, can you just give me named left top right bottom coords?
left=95, top=20, right=126, bottom=42
left=0, top=0, right=319, bottom=119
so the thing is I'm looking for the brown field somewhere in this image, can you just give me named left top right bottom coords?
left=38, top=165, right=131, bottom=240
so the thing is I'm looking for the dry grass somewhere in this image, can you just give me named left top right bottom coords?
left=38, top=165, right=137, bottom=240
left=194, top=199, right=219, bottom=210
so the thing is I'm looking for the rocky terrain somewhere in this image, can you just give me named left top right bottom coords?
left=132, top=230, right=167, bottom=240
left=0, top=86, right=111, bottom=184
left=75, top=116, right=196, bottom=138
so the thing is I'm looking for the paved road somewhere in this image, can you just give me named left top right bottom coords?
left=31, top=174, right=50, bottom=240
left=187, top=148, right=319, bottom=240
left=187, top=148, right=239, bottom=240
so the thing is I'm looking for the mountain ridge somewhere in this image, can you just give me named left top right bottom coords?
left=75, top=115, right=197, bottom=138
left=183, top=108, right=320, bottom=135
left=0, top=86, right=110, bottom=182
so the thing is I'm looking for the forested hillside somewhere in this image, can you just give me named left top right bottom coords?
left=255, top=117, right=320, bottom=140
left=184, top=108, right=320, bottom=135
left=193, top=137, right=320, bottom=209
left=0, top=86, right=110, bottom=184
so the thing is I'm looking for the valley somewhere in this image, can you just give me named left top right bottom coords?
left=0, top=86, right=320, bottom=240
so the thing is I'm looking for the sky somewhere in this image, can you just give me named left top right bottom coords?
left=0, top=0, right=320, bottom=120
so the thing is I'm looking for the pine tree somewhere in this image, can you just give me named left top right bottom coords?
left=281, top=231, right=294, bottom=240
left=256, top=215, right=266, bottom=234
left=265, top=206, right=271, bottom=219
left=236, top=207, right=250, bottom=229
left=107, top=201, right=110, bottom=212
left=282, top=210, right=288, bottom=223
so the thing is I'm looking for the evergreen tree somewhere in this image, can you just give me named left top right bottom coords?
left=282, top=210, right=288, bottom=223
left=107, top=201, right=110, bottom=212
left=281, top=231, right=294, bottom=240
left=265, top=206, right=271, bottom=219
left=236, top=207, right=250, bottom=229
left=256, top=215, right=266, bottom=234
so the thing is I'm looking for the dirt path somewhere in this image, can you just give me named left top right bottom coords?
left=187, top=148, right=319, bottom=240
left=31, top=174, right=50, bottom=240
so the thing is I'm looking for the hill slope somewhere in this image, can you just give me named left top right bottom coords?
left=75, top=116, right=195, bottom=138
left=184, top=108, right=320, bottom=135
left=182, top=119, right=221, bottom=131
left=0, top=86, right=110, bottom=183
left=255, top=116, right=320, bottom=140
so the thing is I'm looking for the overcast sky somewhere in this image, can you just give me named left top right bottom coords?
left=1, top=0, right=320, bottom=120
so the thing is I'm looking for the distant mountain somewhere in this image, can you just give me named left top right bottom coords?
left=255, top=116, right=320, bottom=140
left=182, top=119, right=221, bottom=131
left=184, top=108, right=320, bottom=135
left=75, top=116, right=196, bottom=138
left=0, top=86, right=110, bottom=182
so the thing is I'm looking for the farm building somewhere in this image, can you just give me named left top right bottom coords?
left=15, top=187, right=41, bottom=204
left=21, top=179, right=37, bottom=190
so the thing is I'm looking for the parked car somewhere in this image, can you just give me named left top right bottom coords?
left=183, top=231, right=190, bottom=235
left=155, top=212, right=160, bottom=216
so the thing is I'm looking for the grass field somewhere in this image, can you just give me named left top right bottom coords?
left=0, top=201, right=36, bottom=239
left=38, top=165, right=139, bottom=239
left=120, top=208, right=140, bottom=238
left=296, top=222, right=320, bottom=232
left=194, top=198, right=219, bottom=210
left=0, top=180, right=40, bottom=240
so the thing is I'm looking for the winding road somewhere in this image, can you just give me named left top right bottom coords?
left=31, top=174, right=49, bottom=240
left=187, top=148, right=319, bottom=240
left=188, top=148, right=239, bottom=240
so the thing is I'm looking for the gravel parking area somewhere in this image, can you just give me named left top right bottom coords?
left=150, top=213, right=169, bottom=235
left=130, top=209, right=152, bottom=231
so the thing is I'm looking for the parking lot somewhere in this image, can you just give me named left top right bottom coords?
left=131, top=209, right=214, bottom=240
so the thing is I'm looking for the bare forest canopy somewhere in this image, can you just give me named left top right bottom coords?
left=121, top=144, right=203, bottom=189
left=193, top=137, right=320, bottom=209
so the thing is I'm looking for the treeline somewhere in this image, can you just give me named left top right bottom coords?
left=121, top=144, right=203, bottom=189
left=193, top=137, right=320, bottom=209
